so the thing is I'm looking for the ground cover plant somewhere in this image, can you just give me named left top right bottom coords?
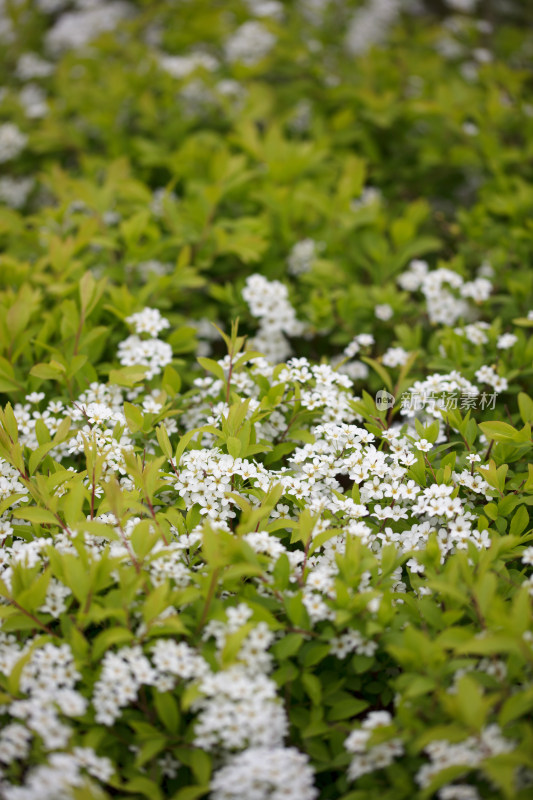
left=0, top=0, right=533, bottom=798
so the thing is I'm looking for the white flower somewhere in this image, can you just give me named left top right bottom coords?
left=344, top=337, right=360, bottom=358
left=0, top=176, right=34, bottom=209
left=159, top=52, right=218, bottom=79
left=243, top=274, right=305, bottom=362
left=497, top=333, right=517, bottom=350
left=225, top=21, right=276, bottom=65
left=444, top=0, right=477, bottom=11
left=246, top=0, right=284, bottom=19
left=375, top=303, right=393, bottom=321
left=126, top=307, right=170, bottom=337
left=462, top=122, right=479, bottom=136
left=351, top=186, right=381, bottom=209
left=345, top=0, right=401, bottom=56
left=39, top=579, right=71, bottom=618
left=117, top=336, right=172, bottom=379
left=439, top=785, right=480, bottom=800
left=475, top=365, right=508, bottom=393
left=16, top=52, right=55, bottom=79
left=356, top=333, right=375, bottom=347
left=26, top=392, right=45, bottom=404
left=0, top=124, right=28, bottom=163
left=19, top=84, right=48, bottom=119
left=45, top=1, right=133, bottom=54
left=287, top=238, right=318, bottom=275
left=460, top=278, right=492, bottom=302
left=211, top=747, right=317, bottom=800
left=382, top=347, right=408, bottom=367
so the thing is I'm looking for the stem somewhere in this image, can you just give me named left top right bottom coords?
left=9, top=599, right=58, bottom=637
left=82, top=589, right=93, bottom=616
left=90, top=461, right=96, bottom=520
left=225, top=356, right=234, bottom=406
left=144, top=491, right=169, bottom=546
left=276, top=410, right=304, bottom=445
left=52, top=510, right=72, bottom=537
left=484, top=439, right=494, bottom=462
left=461, top=434, right=471, bottom=453
left=196, top=567, right=220, bottom=633
left=424, top=454, right=438, bottom=483
left=258, top=574, right=285, bottom=604
left=512, top=478, right=526, bottom=495
left=471, top=593, right=486, bottom=630
left=73, top=313, right=85, bottom=356
left=116, top=519, right=141, bottom=574
left=298, top=536, right=312, bottom=587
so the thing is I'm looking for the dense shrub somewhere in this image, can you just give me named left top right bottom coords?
left=0, top=1, right=532, bottom=799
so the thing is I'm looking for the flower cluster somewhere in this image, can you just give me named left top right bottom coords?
left=287, top=238, right=320, bottom=276
left=0, top=124, right=27, bottom=164
left=345, top=0, right=400, bottom=56
left=0, top=177, right=34, bottom=209
left=118, top=307, right=172, bottom=378
left=397, top=260, right=492, bottom=325
left=416, top=725, right=515, bottom=789
left=159, top=52, right=219, bottom=80
left=243, top=274, right=306, bottom=361
left=0, top=0, right=532, bottom=796
left=345, top=711, right=404, bottom=781
left=0, top=298, right=529, bottom=797
left=44, top=1, right=133, bottom=54
left=225, top=21, right=277, bottom=65
left=210, top=746, right=317, bottom=800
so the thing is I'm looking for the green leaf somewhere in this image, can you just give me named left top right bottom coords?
left=124, top=401, right=143, bottom=433
left=189, top=750, right=211, bottom=785
left=272, top=553, right=291, bottom=589
left=479, top=421, right=520, bottom=443
left=226, top=436, right=242, bottom=458
left=510, top=505, right=529, bottom=536
left=499, top=686, right=533, bottom=726
left=197, top=357, right=226, bottom=382
left=171, top=788, right=209, bottom=800
left=162, top=364, right=182, bottom=395
left=301, top=672, right=322, bottom=705
left=134, top=738, right=167, bottom=769
left=28, top=418, right=71, bottom=474
left=361, top=357, right=393, bottom=393
left=154, top=691, right=180, bottom=733
left=327, top=697, right=369, bottom=721
left=12, top=507, right=58, bottom=526
left=175, top=426, right=207, bottom=465
left=108, top=365, right=147, bottom=386
left=15, top=570, right=51, bottom=612
left=221, top=623, right=255, bottom=667
left=30, top=360, right=66, bottom=380
left=142, top=582, right=170, bottom=624
left=121, top=777, right=163, bottom=800
left=0, top=358, right=22, bottom=392
left=299, top=641, right=330, bottom=667
left=518, top=392, right=533, bottom=424
left=156, top=424, right=173, bottom=459
left=272, top=633, right=304, bottom=660
left=92, top=627, right=134, bottom=661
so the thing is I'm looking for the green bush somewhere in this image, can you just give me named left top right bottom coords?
left=0, top=1, right=532, bottom=798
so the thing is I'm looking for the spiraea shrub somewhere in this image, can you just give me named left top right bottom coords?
left=0, top=1, right=532, bottom=799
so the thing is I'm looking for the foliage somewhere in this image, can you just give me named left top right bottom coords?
left=0, top=1, right=532, bottom=799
